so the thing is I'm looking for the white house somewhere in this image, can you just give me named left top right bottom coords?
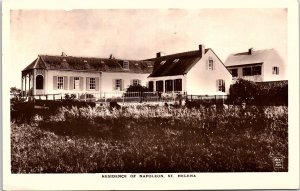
left=21, top=53, right=154, bottom=99
left=225, top=48, right=286, bottom=82
left=146, top=44, right=232, bottom=95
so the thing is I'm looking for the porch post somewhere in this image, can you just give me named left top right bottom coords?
left=28, top=74, right=31, bottom=96
left=24, top=75, right=27, bottom=97
left=32, top=70, right=35, bottom=96
left=21, top=75, right=23, bottom=97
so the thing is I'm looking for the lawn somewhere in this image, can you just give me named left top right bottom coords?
left=11, top=104, right=288, bottom=173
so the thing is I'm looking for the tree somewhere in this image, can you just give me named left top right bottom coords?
left=10, top=87, right=21, bottom=94
left=228, top=79, right=257, bottom=104
left=126, top=84, right=149, bottom=93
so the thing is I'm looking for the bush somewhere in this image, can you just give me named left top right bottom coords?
left=126, top=84, right=149, bottom=93
left=11, top=100, right=96, bottom=123
left=228, top=79, right=288, bottom=105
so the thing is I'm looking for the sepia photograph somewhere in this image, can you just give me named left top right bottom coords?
left=2, top=0, right=299, bottom=190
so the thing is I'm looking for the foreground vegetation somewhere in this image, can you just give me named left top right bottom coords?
left=11, top=104, right=288, bottom=173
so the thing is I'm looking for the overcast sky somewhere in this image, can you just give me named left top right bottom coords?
left=10, top=9, right=287, bottom=88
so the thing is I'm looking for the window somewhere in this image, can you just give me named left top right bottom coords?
left=156, top=81, right=163, bottom=92
left=243, top=66, right=262, bottom=76
left=132, top=79, right=141, bottom=86
left=160, top=60, right=166, bottom=65
left=252, top=66, right=262, bottom=75
left=89, top=78, right=96, bottom=90
left=273, top=66, right=279, bottom=75
left=231, top=69, right=238, bottom=77
left=173, top=59, right=180, bottom=63
left=148, top=81, right=154, bottom=92
left=74, top=77, right=80, bottom=90
left=174, top=79, right=182, bottom=91
left=217, top=79, right=225, bottom=92
left=243, top=67, right=252, bottom=76
left=123, top=61, right=129, bottom=70
left=165, top=80, right=173, bottom=92
left=57, top=76, right=64, bottom=89
left=208, top=59, right=214, bottom=70
left=36, top=75, right=43, bottom=90
left=114, top=79, right=122, bottom=90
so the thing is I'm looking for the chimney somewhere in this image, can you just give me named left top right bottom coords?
left=156, top=52, right=161, bottom=58
left=61, top=52, right=67, bottom=57
left=248, top=48, right=254, bottom=55
left=199, top=44, right=205, bottom=57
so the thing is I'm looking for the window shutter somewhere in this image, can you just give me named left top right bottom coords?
left=53, top=76, right=57, bottom=90
left=79, top=77, right=83, bottom=90
left=138, top=80, right=141, bottom=85
left=222, top=80, right=225, bottom=92
left=64, top=76, right=68, bottom=90
left=95, top=77, right=99, bottom=91
left=206, top=60, right=208, bottom=70
left=216, top=80, right=219, bottom=91
left=130, top=79, right=133, bottom=86
left=121, top=79, right=124, bottom=91
left=86, top=77, right=90, bottom=91
left=70, top=77, right=74, bottom=90
left=112, top=79, right=116, bottom=90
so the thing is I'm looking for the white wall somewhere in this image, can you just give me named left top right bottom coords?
left=186, top=49, right=232, bottom=95
left=263, top=51, right=286, bottom=81
left=44, top=70, right=101, bottom=95
left=101, top=72, right=149, bottom=95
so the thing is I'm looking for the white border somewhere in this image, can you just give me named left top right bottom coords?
left=2, top=0, right=299, bottom=190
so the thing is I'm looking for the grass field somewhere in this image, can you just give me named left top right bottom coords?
left=11, top=104, right=288, bottom=173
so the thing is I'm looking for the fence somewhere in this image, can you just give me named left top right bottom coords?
left=186, top=94, right=229, bottom=105
left=23, top=92, right=229, bottom=104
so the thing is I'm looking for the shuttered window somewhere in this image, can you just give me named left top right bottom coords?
left=74, top=77, right=80, bottom=90
left=57, top=76, right=64, bottom=89
left=90, top=78, right=96, bottom=90
left=132, top=79, right=141, bottom=86
left=113, top=79, right=123, bottom=91
left=217, top=79, right=225, bottom=92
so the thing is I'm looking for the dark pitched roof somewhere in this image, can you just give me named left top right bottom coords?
left=22, top=57, right=46, bottom=71
left=225, top=49, right=279, bottom=67
left=146, top=49, right=208, bottom=77
left=22, top=55, right=154, bottom=74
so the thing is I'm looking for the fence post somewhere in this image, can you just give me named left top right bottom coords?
left=215, top=95, right=217, bottom=105
left=191, top=95, right=192, bottom=101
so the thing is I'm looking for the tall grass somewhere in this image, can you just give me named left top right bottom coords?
left=11, top=104, right=288, bottom=173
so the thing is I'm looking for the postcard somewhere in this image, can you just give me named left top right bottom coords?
left=2, top=0, right=299, bottom=190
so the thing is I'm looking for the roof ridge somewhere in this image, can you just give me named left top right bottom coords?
left=38, top=54, right=151, bottom=62
left=145, top=49, right=205, bottom=61
left=232, top=48, right=275, bottom=56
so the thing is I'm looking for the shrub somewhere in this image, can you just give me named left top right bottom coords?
left=228, top=79, right=288, bottom=105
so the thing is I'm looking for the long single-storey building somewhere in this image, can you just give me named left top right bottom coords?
left=21, top=53, right=154, bottom=99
